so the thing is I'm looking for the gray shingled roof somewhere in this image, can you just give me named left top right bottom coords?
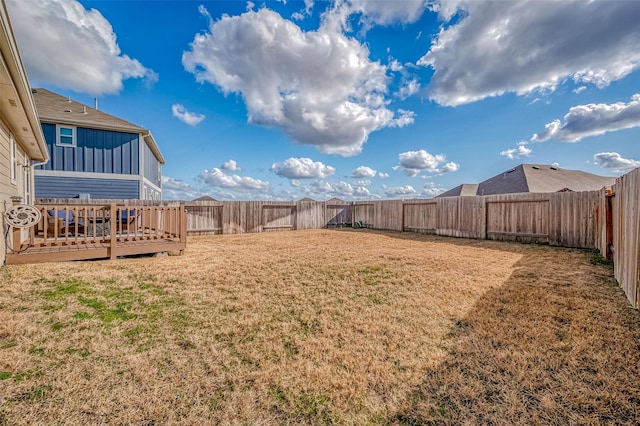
left=477, top=164, right=529, bottom=195
left=32, top=88, right=165, bottom=163
left=32, top=88, right=144, bottom=132
left=437, top=183, right=479, bottom=198
left=477, top=164, right=615, bottom=195
left=523, top=164, right=616, bottom=193
left=439, top=164, right=615, bottom=197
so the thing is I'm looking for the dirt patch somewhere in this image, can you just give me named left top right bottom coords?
left=0, top=230, right=638, bottom=424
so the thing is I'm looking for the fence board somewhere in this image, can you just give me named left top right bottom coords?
left=353, top=203, right=374, bottom=227
left=403, top=201, right=437, bottom=233
left=296, top=200, right=324, bottom=230
left=612, top=168, right=640, bottom=307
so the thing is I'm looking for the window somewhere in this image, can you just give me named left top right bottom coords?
left=157, top=164, right=161, bottom=183
left=10, top=133, right=17, bottom=185
left=56, top=125, right=76, bottom=147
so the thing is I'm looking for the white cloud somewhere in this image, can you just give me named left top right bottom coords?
left=593, top=152, right=640, bottom=173
left=292, top=0, right=314, bottom=20
left=423, top=182, right=445, bottom=197
left=382, top=185, right=417, bottom=198
left=396, top=79, right=420, bottom=100
left=441, top=162, right=460, bottom=173
left=221, top=160, right=242, bottom=172
left=171, top=104, right=206, bottom=126
left=7, top=0, right=156, bottom=95
left=530, top=94, right=640, bottom=143
left=271, top=157, right=335, bottom=179
left=500, top=141, right=533, bottom=160
left=354, top=179, right=371, bottom=187
left=183, top=7, right=413, bottom=156
left=351, top=166, right=377, bottom=178
left=324, top=0, right=429, bottom=32
left=303, top=180, right=372, bottom=199
left=378, top=172, right=389, bottom=179
left=420, top=0, right=640, bottom=106
left=162, top=176, right=203, bottom=200
left=573, top=86, right=587, bottom=95
left=199, top=168, right=270, bottom=191
left=394, top=149, right=459, bottom=176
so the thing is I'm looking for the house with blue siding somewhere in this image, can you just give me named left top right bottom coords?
left=32, top=88, right=164, bottom=200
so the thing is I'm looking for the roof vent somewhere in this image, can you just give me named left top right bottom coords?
left=83, top=106, right=87, bottom=114
left=507, top=168, right=515, bottom=173
left=532, top=165, right=539, bottom=170
left=8, top=99, right=17, bottom=107
left=64, top=109, right=72, bottom=113
left=31, top=89, right=37, bottom=94
left=67, top=96, right=71, bottom=102
left=550, top=166, right=557, bottom=170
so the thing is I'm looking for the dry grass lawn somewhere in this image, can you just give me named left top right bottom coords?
left=1, top=229, right=639, bottom=425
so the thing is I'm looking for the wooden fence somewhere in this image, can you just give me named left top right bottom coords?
left=41, top=193, right=603, bottom=248
left=609, top=168, right=640, bottom=308
left=38, top=171, right=640, bottom=307
left=352, top=191, right=603, bottom=249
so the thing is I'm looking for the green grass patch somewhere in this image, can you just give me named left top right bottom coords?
left=72, top=311, right=93, bottom=320
left=43, top=279, right=88, bottom=300
left=65, top=347, right=90, bottom=358
left=292, top=392, right=334, bottom=424
left=28, top=347, right=45, bottom=357
left=590, top=253, right=614, bottom=269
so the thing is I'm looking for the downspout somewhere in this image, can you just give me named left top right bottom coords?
left=28, top=160, right=49, bottom=204
left=30, top=160, right=48, bottom=168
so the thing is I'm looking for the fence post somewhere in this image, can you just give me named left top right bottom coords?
left=109, top=203, right=117, bottom=259
left=606, top=192, right=614, bottom=260
left=180, top=203, right=187, bottom=254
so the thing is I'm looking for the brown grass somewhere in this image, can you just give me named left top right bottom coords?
left=1, top=229, right=639, bottom=425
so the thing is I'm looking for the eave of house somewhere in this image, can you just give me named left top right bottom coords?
left=0, top=2, right=48, bottom=162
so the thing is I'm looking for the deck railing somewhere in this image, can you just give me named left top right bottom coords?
left=7, top=203, right=187, bottom=264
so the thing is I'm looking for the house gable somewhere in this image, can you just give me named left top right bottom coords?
left=32, top=89, right=164, bottom=200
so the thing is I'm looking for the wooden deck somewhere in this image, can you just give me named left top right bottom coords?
left=6, top=203, right=187, bottom=265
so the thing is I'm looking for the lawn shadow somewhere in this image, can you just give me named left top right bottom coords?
left=357, top=229, right=640, bottom=424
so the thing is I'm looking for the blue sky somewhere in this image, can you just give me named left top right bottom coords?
left=7, top=0, right=640, bottom=200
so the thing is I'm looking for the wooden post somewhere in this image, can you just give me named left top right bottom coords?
left=180, top=204, right=187, bottom=255
left=109, top=203, right=117, bottom=259
left=606, top=193, right=614, bottom=260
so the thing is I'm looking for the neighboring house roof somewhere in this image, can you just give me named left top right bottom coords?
left=522, top=164, right=616, bottom=193
left=327, top=197, right=347, bottom=204
left=192, top=195, right=217, bottom=201
left=477, top=164, right=615, bottom=195
left=0, top=2, right=48, bottom=162
left=31, top=88, right=165, bottom=164
left=439, top=164, right=616, bottom=197
left=437, top=183, right=479, bottom=198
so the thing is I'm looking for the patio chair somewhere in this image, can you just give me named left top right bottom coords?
left=47, top=209, right=85, bottom=236
left=116, top=209, right=139, bottom=234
